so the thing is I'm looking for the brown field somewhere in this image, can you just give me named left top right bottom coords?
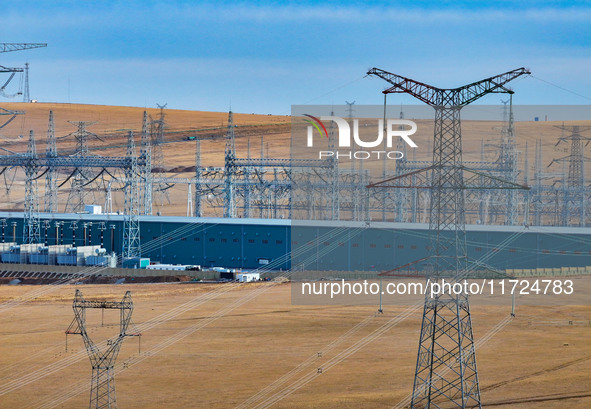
left=0, top=102, right=590, bottom=216
left=0, top=281, right=589, bottom=408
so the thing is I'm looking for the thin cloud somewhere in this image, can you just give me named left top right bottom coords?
left=177, top=4, right=591, bottom=24
left=4, top=3, right=591, bottom=30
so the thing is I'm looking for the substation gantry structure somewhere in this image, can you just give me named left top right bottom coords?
left=367, top=67, right=530, bottom=409
left=66, top=290, right=140, bottom=409
left=2, top=86, right=587, bottom=254
left=0, top=114, right=143, bottom=259
left=221, top=109, right=337, bottom=220
left=394, top=103, right=522, bottom=226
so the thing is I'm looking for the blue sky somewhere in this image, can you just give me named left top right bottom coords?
left=2, top=1, right=590, bottom=114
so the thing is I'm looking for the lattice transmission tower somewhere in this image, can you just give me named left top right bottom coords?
left=150, top=104, right=170, bottom=208
left=139, top=110, right=153, bottom=215
left=224, top=110, right=237, bottom=218
left=194, top=136, right=202, bottom=217
left=367, top=67, right=530, bottom=409
left=123, top=131, right=141, bottom=259
left=66, top=290, right=140, bottom=409
left=65, top=121, right=99, bottom=212
left=498, top=96, right=519, bottom=225
left=23, top=130, right=40, bottom=244
left=549, top=125, right=591, bottom=226
left=44, top=110, right=58, bottom=212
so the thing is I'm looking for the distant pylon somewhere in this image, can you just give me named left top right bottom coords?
left=533, top=139, right=543, bottom=225
left=499, top=95, right=518, bottom=225
left=523, top=142, right=530, bottom=225
left=329, top=108, right=339, bottom=220
left=150, top=104, right=170, bottom=208
left=224, top=110, right=236, bottom=218
left=66, top=290, right=140, bottom=409
left=23, top=130, right=40, bottom=244
left=123, top=131, right=141, bottom=259
left=243, top=136, right=251, bottom=218
left=194, top=137, right=202, bottom=217
left=394, top=106, right=408, bottom=222
left=140, top=111, right=153, bottom=216
left=549, top=125, right=591, bottom=226
left=44, top=111, right=58, bottom=212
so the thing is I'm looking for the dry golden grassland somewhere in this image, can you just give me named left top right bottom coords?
left=0, top=281, right=589, bottom=408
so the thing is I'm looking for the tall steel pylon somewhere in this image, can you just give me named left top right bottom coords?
left=66, top=290, right=139, bottom=409
left=150, top=104, right=170, bottom=208
left=224, top=110, right=236, bottom=218
left=523, top=142, right=530, bottom=225
left=367, top=67, right=529, bottom=409
left=329, top=108, right=340, bottom=220
left=498, top=96, right=519, bottom=225
left=123, top=131, right=141, bottom=259
left=345, top=101, right=357, bottom=220
left=194, top=136, right=202, bottom=217
left=394, top=107, right=408, bottom=222
left=243, top=136, right=252, bottom=218
left=44, top=110, right=58, bottom=212
left=23, top=130, right=40, bottom=244
left=139, top=111, right=153, bottom=215
left=533, top=139, right=543, bottom=225
left=549, top=125, right=591, bottom=226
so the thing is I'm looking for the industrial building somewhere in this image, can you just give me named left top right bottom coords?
left=0, top=211, right=590, bottom=274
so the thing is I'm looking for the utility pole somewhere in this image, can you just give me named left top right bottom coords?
left=23, top=62, right=30, bottom=102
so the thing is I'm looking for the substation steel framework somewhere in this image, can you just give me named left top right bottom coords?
left=367, top=67, right=530, bottom=409
left=0, top=126, right=144, bottom=259
left=66, top=290, right=139, bottom=409
left=222, top=110, right=336, bottom=220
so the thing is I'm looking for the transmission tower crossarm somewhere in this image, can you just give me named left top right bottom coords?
left=367, top=68, right=442, bottom=105
left=453, top=67, right=531, bottom=105
left=0, top=43, right=47, bottom=53
left=367, top=67, right=530, bottom=106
